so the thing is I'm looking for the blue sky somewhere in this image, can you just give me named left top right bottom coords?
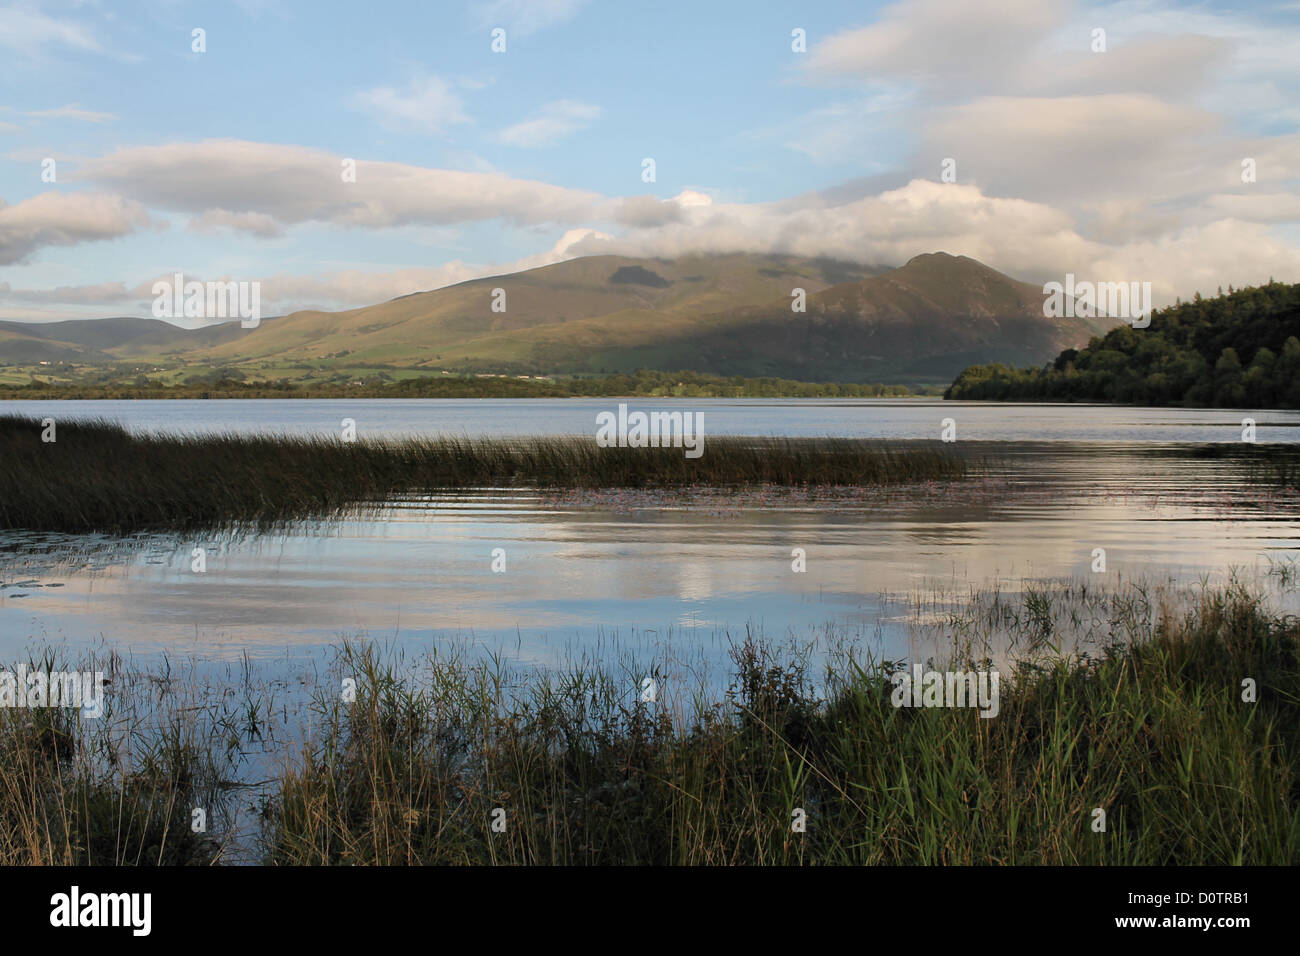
left=1, top=0, right=1298, bottom=321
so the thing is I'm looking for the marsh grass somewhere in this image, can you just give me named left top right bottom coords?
left=263, top=581, right=1300, bottom=865
left=0, top=650, right=270, bottom=865
left=5, top=580, right=1296, bottom=865
left=0, top=415, right=966, bottom=533
left=1182, top=441, right=1300, bottom=490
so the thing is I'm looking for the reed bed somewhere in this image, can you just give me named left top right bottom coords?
left=5, top=579, right=1280, bottom=866
left=1181, top=441, right=1300, bottom=490
left=260, top=581, right=1299, bottom=865
left=0, top=415, right=967, bottom=533
left=0, top=650, right=258, bottom=865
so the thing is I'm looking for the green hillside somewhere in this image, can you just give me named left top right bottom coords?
left=945, top=280, right=1300, bottom=407
left=1, top=251, right=1110, bottom=386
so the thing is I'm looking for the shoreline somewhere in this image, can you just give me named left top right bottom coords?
left=2, top=578, right=1295, bottom=865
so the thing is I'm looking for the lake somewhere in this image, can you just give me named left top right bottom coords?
left=3, top=396, right=1297, bottom=441
left=2, top=398, right=1298, bottom=677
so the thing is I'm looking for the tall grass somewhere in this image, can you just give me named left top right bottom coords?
left=263, top=581, right=1300, bottom=865
left=0, top=415, right=966, bottom=533
left=6, top=580, right=1295, bottom=865
left=0, top=651, right=246, bottom=865
left=1183, top=441, right=1300, bottom=490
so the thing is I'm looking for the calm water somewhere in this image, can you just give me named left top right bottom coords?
left=3, top=396, right=1299, bottom=442
left=1, top=399, right=1298, bottom=672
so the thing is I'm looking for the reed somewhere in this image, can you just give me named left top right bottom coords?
left=262, top=580, right=1299, bottom=865
left=0, top=415, right=967, bottom=533
left=6, top=581, right=1294, bottom=865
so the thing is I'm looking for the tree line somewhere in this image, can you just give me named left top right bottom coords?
left=946, top=280, right=1300, bottom=407
left=0, top=368, right=923, bottom=401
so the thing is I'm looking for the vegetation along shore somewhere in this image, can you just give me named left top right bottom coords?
left=0, top=415, right=966, bottom=533
left=947, top=281, right=1300, bottom=407
left=1, top=579, right=1295, bottom=865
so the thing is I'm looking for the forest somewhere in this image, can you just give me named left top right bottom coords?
left=946, top=280, right=1300, bottom=407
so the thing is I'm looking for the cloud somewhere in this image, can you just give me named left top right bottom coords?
left=10, top=0, right=1300, bottom=323
left=0, top=191, right=152, bottom=265
left=22, top=104, right=117, bottom=123
left=498, top=100, right=600, bottom=147
left=1198, top=192, right=1300, bottom=224
left=0, top=227, right=616, bottom=318
left=787, top=0, right=1300, bottom=255
left=472, top=0, right=589, bottom=36
left=0, top=6, right=102, bottom=58
left=615, top=190, right=711, bottom=228
left=348, top=74, right=470, bottom=134
left=188, top=209, right=286, bottom=238
left=258, top=231, right=612, bottom=309
left=0, top=279, right=132, bottom=304
left=565, top=179, right=1300, bottom=307
left=7, top=175, right=1299, bottom=319
left=235, top=229, right=615, bottom=311
left=805, top=0, right=1065, bottom=91
left=77, top=139, right=607, bottom=230
left=918, top=94, right=1219, bottom=204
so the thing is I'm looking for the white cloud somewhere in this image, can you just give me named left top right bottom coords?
left=805, top=0, right=1065, bottom=91
left=77, top=139, right=607, bottom=230
left=9, top=0, right=1300, bottom=323
left=472, top=0, right=589, bottom=36
left=189, top=209, right=286, bottom=238
left=615, top=190, right=712, bottom=227
left=672, top=190, right=712, bottom=208
left=787, top=0, right=1300, bottom=258
left=0, top=228, right=616, bottom=318
left=0, top=191, right=152, bottom=266
left=566, top=179, right=1300, bottom=307
left=498, top=100, right=600, bottom=147
left=231, top=228, right=615, bottom=311
left=22, top=104, right=117, bottom=123
left=918, top=94, right=1220, bottom=204
left=1199, top=192, right=1300, bottom=223
left=7, top=174, right=1300, bottom=318
left=348, top=74, right=470, bottom=134
left=0, top=6, right=102, bottom=57
left=0, top=279, right=132, bottom=304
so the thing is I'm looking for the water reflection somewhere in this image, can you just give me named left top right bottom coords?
left=2, top=442, right=1296, bottom=674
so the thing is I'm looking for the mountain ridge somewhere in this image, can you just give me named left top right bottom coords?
left=0, top=252, right=1113, bottom=384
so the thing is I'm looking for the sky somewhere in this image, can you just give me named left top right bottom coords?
left=1, top=0, right=1298, bottom=322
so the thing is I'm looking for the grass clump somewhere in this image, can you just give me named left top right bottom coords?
left=0, top=415, right=966, bottom=533
left=0, top=653, right=234, bottom=865
left=6, top=581, right=1294, bottom=865
left=263, top=583, right=1300, bottom=865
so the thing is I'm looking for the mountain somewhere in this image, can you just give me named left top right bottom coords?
left=0, top=316, right=252, bottom=364
left=0, top=324, right=112, bottom=363
left=945, top=280, right=1300, bottom=407
left=588, top=252, right=1114, bottom=382
left=0, top=252, right=1112, bottom=384
left=177, top=252, right=887, bottom=370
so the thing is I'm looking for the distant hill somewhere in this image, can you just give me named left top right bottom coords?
left=945, top=281, right=1300, bottom=407
left=0, top=324, right=113, bottom=363
left=0, top=252, right=1112, bottom=384
left=0, top=316, right=252, bottom=364
left=620, top=252, right=1113, bottom=382
left=180, top=252, right=888, bottom=372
